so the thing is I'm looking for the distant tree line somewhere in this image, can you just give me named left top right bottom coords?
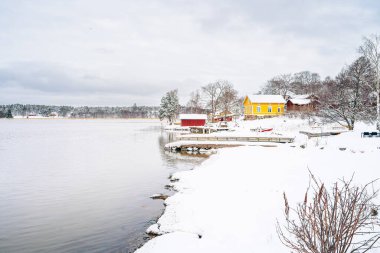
left=0, top=104, right=160, bottom=119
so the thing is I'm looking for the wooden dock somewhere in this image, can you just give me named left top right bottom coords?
left=189, top=126, right=230, bottom=134
left=165, top=141, right=278, bottom=152
left=167, top=142, right=244, bottom=151
left=176, top=135, right=295, bottom=143
left=299, top=130, right=346, bottom=138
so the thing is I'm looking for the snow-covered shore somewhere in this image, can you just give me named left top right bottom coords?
left=137, top=118, right=380, bottom=253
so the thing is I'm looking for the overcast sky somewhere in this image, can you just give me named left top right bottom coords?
left=0, top=0, right=379, bottom=106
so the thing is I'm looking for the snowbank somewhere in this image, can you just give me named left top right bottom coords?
left=136, top=118, right=380, bottom=253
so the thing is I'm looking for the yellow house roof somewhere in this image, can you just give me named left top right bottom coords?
left=246, top=95, right=286, bottom=104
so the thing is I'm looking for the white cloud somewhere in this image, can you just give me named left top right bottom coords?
left=0, top=0, right=379, bottom=105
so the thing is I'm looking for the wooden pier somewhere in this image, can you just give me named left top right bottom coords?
left=165, top=141, right=278, bottom=152
left=176, top=135, right=295, bottom=143
left=299, top=130, right=346, bottom=138
left=167, top=142, right=244, bottom=151
left=189, top=126, right=230, bottom=134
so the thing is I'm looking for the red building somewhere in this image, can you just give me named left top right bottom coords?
left=179, top=114, right=207, bottom=127
left=286, top=94, right=319, bottom=112
left=213, top=111, right=234, bottom=122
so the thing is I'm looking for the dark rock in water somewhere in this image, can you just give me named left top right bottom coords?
left=339, top=147, right=346, bottom=151
left=164, top=184, right=173, bottom=190
left=300, top=144, right=306, bottom=149
left=150, top=194, right=169, bottom=200
left=168, top=174, right=179, bottom=182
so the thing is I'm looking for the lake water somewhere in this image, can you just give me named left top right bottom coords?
left=0, top=119, right=205, bottom=253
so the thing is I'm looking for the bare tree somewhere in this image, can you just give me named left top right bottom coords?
left=218, top=82, right=239, bottom=119
left=277, top=172, right=380, bottom=253
left=359, top=34, right=380, bottom=130
left=293, top=71, right=322, bottom=94
left=261, top=72, right=322, bottom=96
left=187, top=90, right=203, bottom=114
left=201, top=81, right=225, bottom=121
left=318, top=57, right=375, bottom=130
left=262, top=74, right=293, bottom=96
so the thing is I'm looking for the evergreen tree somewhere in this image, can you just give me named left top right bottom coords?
left=159, top=89, right=179, bottom=124
left=6, top=108, right=13, bottom=118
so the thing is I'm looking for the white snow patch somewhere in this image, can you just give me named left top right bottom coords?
left=139, top=117, right=380, bottom=253
left=146, top=224, right=162, bottom=235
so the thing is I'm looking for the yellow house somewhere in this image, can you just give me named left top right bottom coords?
left=243, top=95, right=286, bottom=119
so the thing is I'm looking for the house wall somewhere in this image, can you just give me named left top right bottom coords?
left=181, top=119, right=206, bottom=126
left=286, top=101, right=317, bottom=112
left=243, top=98, right=285, bottom=118
left=214, top=116, right=233, bottom=122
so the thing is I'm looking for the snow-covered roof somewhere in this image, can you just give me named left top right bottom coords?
left=289, top=98, right=311, bottom=105
left=293, top=94, right=310, bottom=99
left=247, top=95, right=286, bottom=104
left=289, top=94, right=318, bottom=100
left=179, top=114, right=208, bottom=120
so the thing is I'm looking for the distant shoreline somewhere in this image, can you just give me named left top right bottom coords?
left=2, top=117, right=160, bottom=120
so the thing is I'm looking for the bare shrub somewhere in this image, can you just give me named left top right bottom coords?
left=277, top=173, right=380, bottom=253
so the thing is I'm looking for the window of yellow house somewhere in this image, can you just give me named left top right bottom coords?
left=257, top=106, right=261, bottom=113
left=277, top=107, right=281, bottom=113
left=268, top=106, right=272, bottom=113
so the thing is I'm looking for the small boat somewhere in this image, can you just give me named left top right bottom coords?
left=260, top=128, right=273, bottom=132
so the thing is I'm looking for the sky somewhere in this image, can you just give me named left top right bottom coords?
left=0, top=0, right=380, bottom=106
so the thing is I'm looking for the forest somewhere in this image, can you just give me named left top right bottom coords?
left=0, top=104, right=160, bottom=119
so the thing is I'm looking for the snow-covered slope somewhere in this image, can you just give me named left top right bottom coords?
left=137, top=118, right=380, bottom=253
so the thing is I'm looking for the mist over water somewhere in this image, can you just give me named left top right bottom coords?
left=0, top=119, right=205, bottom=253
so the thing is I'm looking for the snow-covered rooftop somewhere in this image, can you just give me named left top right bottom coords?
left=247, top=95, right=286, bottom=104
left=294, top=94, right=312, bottom=99
left=288, top=94, right=318, bottom=100
left=179, top=114, right=208, bottom=120
left=289, top=98, right=311, bottom=105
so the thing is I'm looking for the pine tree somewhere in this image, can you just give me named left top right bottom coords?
left=159, top=89, right=179, bottom=124
left=6, top=108, right=13, bottom=118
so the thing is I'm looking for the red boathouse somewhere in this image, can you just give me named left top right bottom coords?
left=179, top=114, right=207, bottom=127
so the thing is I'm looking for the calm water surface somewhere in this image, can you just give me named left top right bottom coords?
left=0, top=119, right=205, bottom=253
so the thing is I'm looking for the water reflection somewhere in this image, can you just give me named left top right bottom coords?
left=157, top=130, right=208, bottom=169
left=0, top=119, right=206, bottom=253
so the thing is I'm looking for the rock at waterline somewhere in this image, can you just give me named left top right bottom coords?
left=146, top=223, right=161, bottom=235
left=150, top=194, right=169, bottom=200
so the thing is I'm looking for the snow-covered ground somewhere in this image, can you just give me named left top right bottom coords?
left=13, top=115, right=64, bottom=119
left=137, top=117, right=380, bottom=253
